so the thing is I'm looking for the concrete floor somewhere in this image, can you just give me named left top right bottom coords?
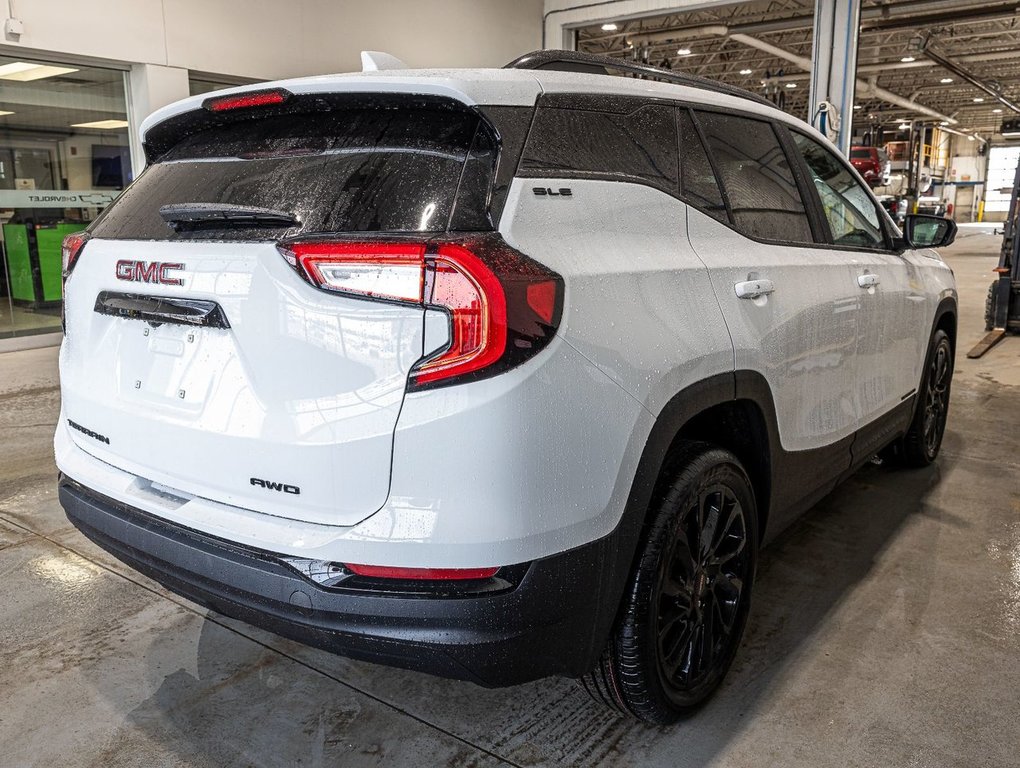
left=2, top=228, right=1019, bottom=767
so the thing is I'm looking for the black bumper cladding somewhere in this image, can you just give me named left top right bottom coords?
left=58, top=477, right=612, bottom=686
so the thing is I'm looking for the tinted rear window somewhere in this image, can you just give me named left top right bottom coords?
left=850, top=148, right=872, bottom=159
left=91, top=101, right=494, bottom=240
left=519, top=99, right=678, bottom=196
left=695, top=111, right=814, bottom=244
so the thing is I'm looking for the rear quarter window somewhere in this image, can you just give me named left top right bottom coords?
left=519, top=98, right=678, bottom=196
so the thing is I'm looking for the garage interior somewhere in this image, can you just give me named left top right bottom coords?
left=2, top=1, right=1020, bottom=766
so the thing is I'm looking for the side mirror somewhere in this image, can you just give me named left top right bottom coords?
left=903, top=214, right=957, bottom=249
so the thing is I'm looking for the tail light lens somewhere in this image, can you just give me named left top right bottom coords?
left=61, top=231, right=90, bottom=276
left=278, top=235, right=563, bottom=389
left=60, top=232, right=90, bottom=333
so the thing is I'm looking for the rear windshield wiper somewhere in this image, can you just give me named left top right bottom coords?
left=159, top=203, right=299, bottom=231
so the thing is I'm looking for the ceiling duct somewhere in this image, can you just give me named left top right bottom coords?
left=920, top=38, right=1020, bottom=114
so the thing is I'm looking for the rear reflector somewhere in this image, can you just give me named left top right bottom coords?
left=278, top=235, right=563, bottom=389
left=204, top=89, right=290, bottom=112
left=344, top=564, right=499, bottom=580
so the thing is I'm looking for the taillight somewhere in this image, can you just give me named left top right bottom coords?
left=278, top=235, right=563, bottom=389
left=61, top=231, right=90, bottom=276
left=60, top=231, right=90, bottom=333
left=344, top=564, right=499, bottom=581
left=203, top=88, right=290, bottom=112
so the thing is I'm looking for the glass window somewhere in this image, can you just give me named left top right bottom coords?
left=0, top=55, right=130, bottom=339
left=520, top=101, right=678, bottom=196
left=677, top=108, right=728, bottom=223
left=94, top=99, right=492, bottom=240
left=694, top=111, right=814, bottom=244
left=792, top=132, right=886, bottom=249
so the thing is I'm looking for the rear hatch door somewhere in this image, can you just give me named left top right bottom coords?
left=61, top=93, right=498, bottom=525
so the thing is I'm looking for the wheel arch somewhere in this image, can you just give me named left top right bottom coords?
left=586, top=371, right=782, bottom=671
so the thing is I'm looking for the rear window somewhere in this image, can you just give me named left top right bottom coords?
left=91, top=99, right=496, bottom=240
left=850, top=148, right=872, bottom=159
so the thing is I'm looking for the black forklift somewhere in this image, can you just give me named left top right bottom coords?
left=968, top=158, right=1020, bottom=358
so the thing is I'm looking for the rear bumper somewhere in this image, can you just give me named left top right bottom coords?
left=59, top=476, right=617, bottom=687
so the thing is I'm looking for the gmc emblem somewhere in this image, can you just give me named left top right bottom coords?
left=115, top=260, right=184, bottom=285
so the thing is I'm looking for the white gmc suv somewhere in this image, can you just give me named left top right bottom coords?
left=56, top=50, right=958, bottom=724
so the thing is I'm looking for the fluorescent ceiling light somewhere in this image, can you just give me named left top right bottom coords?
left=853, top=104, right=862, bottom=110
left=940, top=77, right=953, bottom=83
left=0, top=110, right=14, bottom=116
left=601, top=23, right=617, bottom=31
left=993, top=108, right=1003, bottom=113
left=0, top=62, right=78, bottom=81
left=967, top=135, right=976, bottom=141
left=973, top=97, right=985, bottom=103
left=785, top=82, right=797, bottom=88
left=70, top=119, right=129, bottom=129
left=739, top=68, right=752, bottom=75
left=677, top=48, right=692, bottom=56
left=898, top=123, right=910, bottom=130
left=939, top=121, right=949, bottom=126
left=900, top=56, right=916, bottom=63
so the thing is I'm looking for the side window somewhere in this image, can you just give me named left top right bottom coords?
left=519, top=100, right=678, bottom=196
left=791, top=131, right=887, bottom=249
left=677, top=108, right=728, bottom=223
left=694, top=110, right=814, bottom=244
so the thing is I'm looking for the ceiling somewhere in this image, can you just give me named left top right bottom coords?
left=0, top=54, right=129, bottom=142
left=576, top=0, right=1020, bottom=136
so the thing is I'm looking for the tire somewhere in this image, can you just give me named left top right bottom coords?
left=896, top=329, right=953, bottom=468
left=581, top=443, right=758, bottom=725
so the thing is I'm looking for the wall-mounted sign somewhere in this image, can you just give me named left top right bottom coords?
left=0, top=189, right=119, bottom=209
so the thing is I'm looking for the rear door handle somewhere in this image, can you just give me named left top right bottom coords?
left=734, top=279, right=775, bottom=299
left=858, top=273, right=880, bottom=288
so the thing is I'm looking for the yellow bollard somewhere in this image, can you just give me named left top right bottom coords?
left=978, top=200, right=985, bottom=222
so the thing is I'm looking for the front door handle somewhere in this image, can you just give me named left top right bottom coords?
left=735, top=278, right=775, bottom=299
left=858, top=273, right=881, bottom=288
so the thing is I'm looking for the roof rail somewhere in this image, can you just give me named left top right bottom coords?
left=504, top=49, right=774, bottom=109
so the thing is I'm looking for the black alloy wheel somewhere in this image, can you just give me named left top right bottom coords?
left=581, top=443, right=758, bottom=725
left=896, top=329, right=954, bottom=468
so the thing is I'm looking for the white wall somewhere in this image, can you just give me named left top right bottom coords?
left=3, top=0, right=544, bottom=78
left=1, top=0, right=543, bottom=173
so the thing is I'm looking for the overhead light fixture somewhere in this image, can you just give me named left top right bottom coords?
left=939, top=121, right=949, bottom=126
left=601, top=23, right=618, bottom=31
left=739, top=68, right=752, bottom=75
left=967, top=135, right=976, bottom=141
left=0, top=62, right=79, bottom=81
left=900, top=56, right=916, bottom=63
left=0, top=110, right=13, bottom=116
left=993, top=108, right=1004, bottom=113
left=973, top=97, right=985, bottom=102
left=785, top=82, right=797, bottom=88
left=853, top=104, right=862, bottom=110
left=70, top=119, right=130, bottom=129
left=677, top=48, right=692, bottom=56
left=898, top=123, right=910, bottom=130
left=940, top=77, right=954, bottom=83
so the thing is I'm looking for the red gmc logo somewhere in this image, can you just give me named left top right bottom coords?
left=115, top=260, right=184, bottom=285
